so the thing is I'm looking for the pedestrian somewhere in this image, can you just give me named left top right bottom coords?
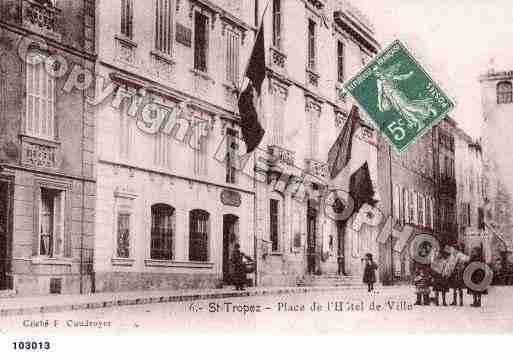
left=448, top=245, right=469, bottom=306
left=414, top=266, right=431, bottom=305
left=468, top=247, right=487, bottom=307
left=231, top=243, right=252, bottom=291
left=363, top=253, right=378, bottom=292
left=430, top=248, right=450, bottom=306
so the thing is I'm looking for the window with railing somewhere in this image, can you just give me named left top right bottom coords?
left=150, top=204, right=175, bottom=260
left=155, top=0, right=174, bottom=54
left=189, top=209, right=209, bottom=261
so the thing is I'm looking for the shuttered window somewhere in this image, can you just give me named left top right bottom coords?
left=337, top=41, right=344, bottom=83
left=272, top=0, right=281, bottom=48
left=270, top=199, right=279, bottom=252
left=121, top=0, right=134, bottom=39
left=225, top=29, right=240, bottom=85
left=194, top=12, right=209, bottom=72
left=155, top=0, right=174, bottom=54
left=307, top=19, right=316, bottom=70
left=226, top=128, right=238, bottom=184
left=26, top=52, right=55, bottom=139
left=497, top=81, right=513, bottom=104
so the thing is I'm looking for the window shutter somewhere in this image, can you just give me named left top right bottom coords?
left=33, top=187, right=41, bottom=256
left=54, top=191, right=63, bottom=257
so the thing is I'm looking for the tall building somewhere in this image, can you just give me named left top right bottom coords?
left=453, top=128, right=489, bottom=259
left=479, top=67, right=513, bottom=262
left=254, top=0, right=381, bottom=286
left=0, top=0, right=96, bottom=295
left=93, top=0, right=258, bottom=291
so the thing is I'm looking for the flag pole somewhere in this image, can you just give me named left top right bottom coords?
left=236, top=0, right=272, bottom=97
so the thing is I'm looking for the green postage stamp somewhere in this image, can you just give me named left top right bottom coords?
left=344, top=39, right=455, bottom=152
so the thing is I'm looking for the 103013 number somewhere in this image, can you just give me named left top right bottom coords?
left=12, top=341, right=51, bottom=350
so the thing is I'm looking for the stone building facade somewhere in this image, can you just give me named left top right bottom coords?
left=377, top=127, right=437, bottom=283
left=453, top=128, right=490, bottom=260
left=0, top=0, right=96, bottom=295
left=93, top=0, right=258, bottom=292
left=253, top=0, right=381, bottom=286
left=434, top=117, right=458, bottom=247
left=479, top=68, right=513, bottom=262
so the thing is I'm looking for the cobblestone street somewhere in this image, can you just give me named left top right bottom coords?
left=2, top=286, right=513, bottom=335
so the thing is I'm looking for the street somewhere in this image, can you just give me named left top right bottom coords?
left=2, top=286, right=513, bottom=335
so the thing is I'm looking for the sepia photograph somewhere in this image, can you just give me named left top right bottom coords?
left=0, top=0, right=512, bottom=353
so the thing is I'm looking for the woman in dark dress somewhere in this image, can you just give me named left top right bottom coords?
left=363, top=253, right=378, bottom=292
left=231, top=243, right=252, bottom=291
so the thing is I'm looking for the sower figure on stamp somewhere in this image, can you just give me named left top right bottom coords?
left=231, top=243, right=252, bottom=291
left=363, top=253, right=378, bottom=292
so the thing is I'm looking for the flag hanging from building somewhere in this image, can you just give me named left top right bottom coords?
left=238, top=25, right=266, bottom=154
left=349, top=162, right=378, bottom=214
left=327, top=105, right=361, bottom=179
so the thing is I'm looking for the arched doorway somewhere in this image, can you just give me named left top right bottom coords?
left=223, top=214, right=239, bottom=283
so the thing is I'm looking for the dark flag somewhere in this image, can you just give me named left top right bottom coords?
left=349, top=162, right=378, bottom=214
left=327, top=105, right=361, bottom=179
left=238, top=25, right=266, bottom=153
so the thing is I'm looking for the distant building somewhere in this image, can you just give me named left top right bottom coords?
left=479, top=68, right=513, bottom=262
left=0, top=0, right=96, bottom=295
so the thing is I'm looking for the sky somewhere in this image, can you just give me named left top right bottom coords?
left=353, top=0, right=513, bottom=139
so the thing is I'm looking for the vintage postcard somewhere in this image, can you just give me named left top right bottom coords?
left=0, top=0, right=513, bottom=354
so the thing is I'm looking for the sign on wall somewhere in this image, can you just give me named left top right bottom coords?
left=221, top=189, right=241, bottom=207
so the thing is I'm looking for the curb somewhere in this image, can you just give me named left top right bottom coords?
left=0, top=285, right=370, bottom=317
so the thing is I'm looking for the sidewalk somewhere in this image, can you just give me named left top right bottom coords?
left=0, top=284, right=371, bottom=317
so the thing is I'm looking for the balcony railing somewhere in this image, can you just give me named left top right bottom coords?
left=270, top=47, right=286, bottom=69
left=305, top=158, right=329, bottom=180
left=268, top=145, right=295, bottom=167
left=20, top=0, right=61, bottom=40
